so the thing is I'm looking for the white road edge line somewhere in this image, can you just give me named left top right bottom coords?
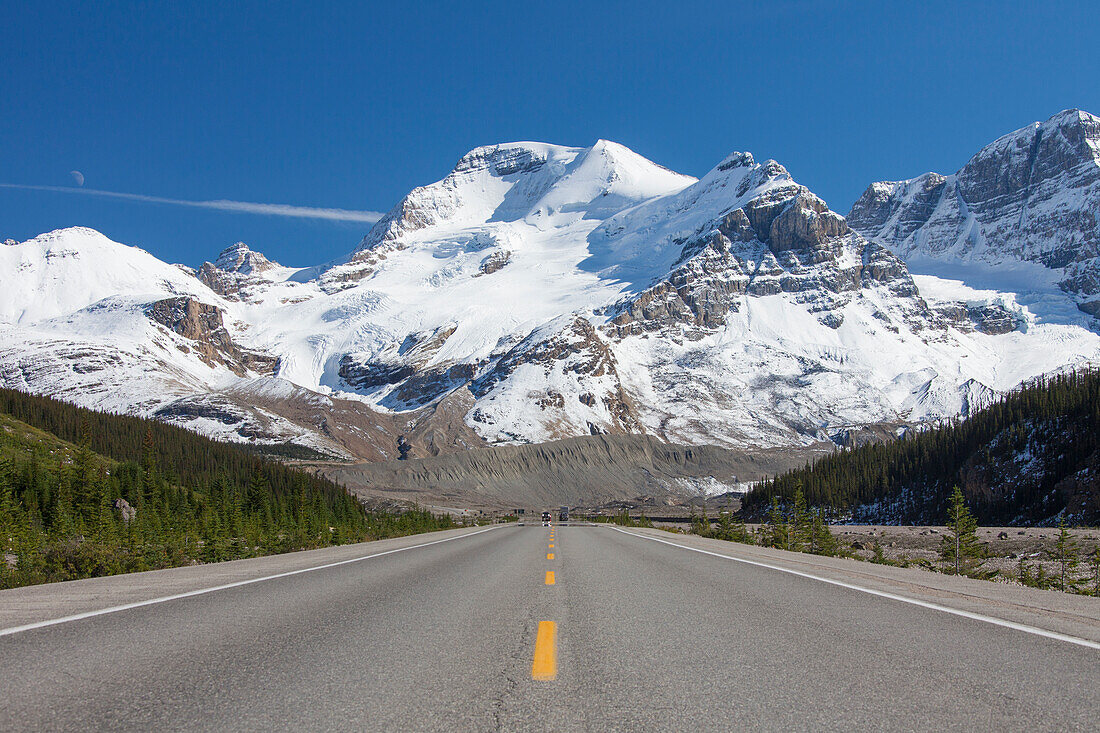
left=608, top=526, right=1100, bottom=651
left=0, top=525, right=503, bottom=638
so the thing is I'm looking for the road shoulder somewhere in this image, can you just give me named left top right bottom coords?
left=610, top=526, right=1100, bottom=646
left=0, top=525, right=502, bottom=632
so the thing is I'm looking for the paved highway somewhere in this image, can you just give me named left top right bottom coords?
left=1, top=523, right=1098, bottom=731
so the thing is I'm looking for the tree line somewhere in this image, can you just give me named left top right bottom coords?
left=0, top=388, right=455, bottom=589
left=743, top=369, right=1100, bottom=525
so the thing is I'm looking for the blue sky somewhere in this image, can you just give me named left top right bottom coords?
left=2, top=0, right=1097, bottom=268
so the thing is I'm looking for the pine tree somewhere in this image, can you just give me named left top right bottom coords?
left=730, top=512, right=751, bottom=544
left=1017, top=554, right=1034, bottom=587
left=763, top=497, right=787, bottom=549
left=940, top=486, right=984, bottom=576
left=0, top=457, right=19, bottom=576
left=140, top=427, right=157, bottom=505
left=1051, top=519, right=1079, bottom=593
left=1089, top=545, right=1100, bottom=597
left=714, top=508, right=732, bottom=541
left=791, top=488, right=811, bottom=552
left=809, top=508, right=837, bottom=556
left=698, top=505, right=711, bottom=537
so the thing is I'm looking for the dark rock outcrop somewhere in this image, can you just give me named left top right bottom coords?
left=144, top=297, right=278, bottom=376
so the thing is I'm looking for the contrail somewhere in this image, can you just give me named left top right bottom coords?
left=0, top=183, right=385, bottom=224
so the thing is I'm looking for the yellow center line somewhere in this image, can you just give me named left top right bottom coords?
left=545, top=570, right=555, bottom=585
left=547, top=552, right=554, bottom=559
left=549, top=543, right=554, bottom=548
left=531, top=621, right=557, bottom=680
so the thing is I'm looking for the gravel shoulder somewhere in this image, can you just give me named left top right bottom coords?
left=629, top=525, right=1100, bottom=645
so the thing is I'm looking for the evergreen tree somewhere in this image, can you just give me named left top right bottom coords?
left=714, top=508, right=732, bottom=541
left=1089, top=546, right=1100, bottom=597
left=939, top=486, right=984, bottom=576
left=763, top=497, right=787, bottom=549
left=729, top=512, right=751, bottom=544
left=808, top=508, right=837, bottom=556
left=1017, top=554, right=1035, bottom=587
left=791, top=487, right=811, bottom=552
left=1051, top=520, right=1079, bottom=593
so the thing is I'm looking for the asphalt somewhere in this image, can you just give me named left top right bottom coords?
left=0, top=523, right=1097, bottom=731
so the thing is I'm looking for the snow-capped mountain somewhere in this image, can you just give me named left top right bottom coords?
left=4, top=131, right=1100, bottom=459
left=848, top=109, right=1100, bottom=320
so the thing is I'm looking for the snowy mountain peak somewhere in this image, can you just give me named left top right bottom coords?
left=0, top=227, right=215, bottom=325
left=1045, top=107, right=1100, bottom=130
left=321, top=139, right=695, bottom=288
left=999, top=108, right=1100, bottom=155
left=452, top=141, right=569, bottom=176
left=714, top=151, right=755, bottom=171
left=5, top=118, right=1100, bottom=460
left=212, top=242, right=277, bottom=274
left=196, top=242, right=287, bottom=300
left=849, top=108, right=1100, bottom=310
left=957, top=108, right=1100, bottom=182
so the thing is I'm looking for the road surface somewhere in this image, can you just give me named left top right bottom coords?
left=1, top=523, right=1097, bottom=731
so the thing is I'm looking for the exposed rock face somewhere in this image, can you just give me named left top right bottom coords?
left=967, top=304, right=1018, bottom=335
left=144, top=297, right=277, bottom=376
left=196, top=243, right=281, bottom=300
left=606, top=161, right=922, bottom=339
left=112, top=498, right=136, bottom=523
left=849, top=109, right=1100, bottom=305
left=470, top=316, right=643, bottom=440
left=338, top=323, right=482, bottom=410
left=477, top=249, right=512, bottom=275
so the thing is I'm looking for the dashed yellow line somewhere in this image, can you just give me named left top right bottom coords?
left=549, top=543, right=554, bottom=548
left=547, top=553, right=554, bottom=560
left=531, top=621, right=557, bottom=680
left=545, top=570, right=555, bottom=585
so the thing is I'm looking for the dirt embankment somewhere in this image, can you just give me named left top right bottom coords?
left=316, top=434, right=827, bottom=510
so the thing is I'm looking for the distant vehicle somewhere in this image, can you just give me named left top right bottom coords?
left=541, top=511, right=552, bottom=526
left=559, top=506, right=569, bottom=522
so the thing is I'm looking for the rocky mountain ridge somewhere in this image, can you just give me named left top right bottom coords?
left=3, top=121, right=1100, bottom=464
left=849, top=108, right=1100, bottom=318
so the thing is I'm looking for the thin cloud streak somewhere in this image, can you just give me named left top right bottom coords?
left=0, top=183, right=385, bottom=223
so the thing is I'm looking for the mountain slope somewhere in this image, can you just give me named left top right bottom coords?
left=3, top=132, right=1100, bottom=459
left=744, top=369, right=1100, bottom=526
left=848, top=108, right=1100, bottom=320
